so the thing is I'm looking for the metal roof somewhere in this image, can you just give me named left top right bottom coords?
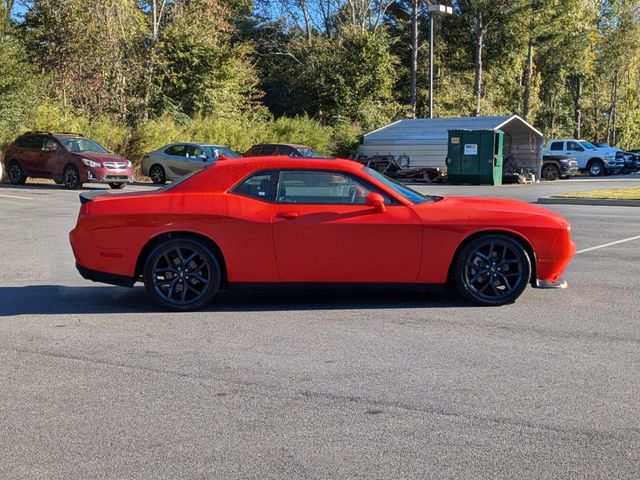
left=363, top=115, right=543, bottom=144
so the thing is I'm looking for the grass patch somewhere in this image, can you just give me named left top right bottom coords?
left=555, top=186, right=640, bottom=200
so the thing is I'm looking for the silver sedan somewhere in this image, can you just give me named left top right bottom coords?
left=141, top=143, right=242, bottom=184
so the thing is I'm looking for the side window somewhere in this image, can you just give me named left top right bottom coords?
left=165, top=145, right=187, bottom=156
left=279, top=146, right=298, bottom=157
left=550, top=141, right=563, bottom=151
left=42, top=138, right=57, bottom=151
left=23, top=135, right=44, bottom=150
left=185, top=146, right=204, bottom=158
left=246, top=146, right=261, bottom=156
left=567, top=141, right=580, bottom=151
left=276, top=170, right=380, bottom=205
left=15, top=136, right=29, bottom=148
left=232, top=171, right=277, bottom=202
left=261, top=145, right=276, bottom=155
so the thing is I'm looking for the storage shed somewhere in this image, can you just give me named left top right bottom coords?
left=357, top=115, right=543, bottom=175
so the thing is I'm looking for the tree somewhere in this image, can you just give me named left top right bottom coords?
left=0, top=6, right=43, bottom=140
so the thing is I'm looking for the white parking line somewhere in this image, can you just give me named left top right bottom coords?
left=576, top=235, right=640, bottom=254
left=0, top=194, right=33, bottom=200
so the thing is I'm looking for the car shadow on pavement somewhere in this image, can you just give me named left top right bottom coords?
left=0, top=285, right=472, bottom=316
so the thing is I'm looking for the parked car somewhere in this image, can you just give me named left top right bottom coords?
left=244, top=144, right=327, bottom=158
left=624, top=151, right=640, bottom=171
left=544, top=139, right=624, bottom=176
left=5, top=131, right=133, bottom=189
left=541, top=155, right=579, bottom=181
left=591, top=142, right=635, bottom=174
left=70, top=157, right=575, bottom=311
left=142, top=143, right=242, bottom=184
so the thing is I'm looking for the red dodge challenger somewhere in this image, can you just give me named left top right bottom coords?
left=69, top=157, right=576, bottom=311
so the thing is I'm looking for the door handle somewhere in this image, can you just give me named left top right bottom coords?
left=276, top=211, right=299, bottom=220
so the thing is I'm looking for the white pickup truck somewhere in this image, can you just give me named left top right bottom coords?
left=544, top=139, right=624, bottom=176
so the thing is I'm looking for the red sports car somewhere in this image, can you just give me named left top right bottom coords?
left=69, top=157, right=575, bottom=311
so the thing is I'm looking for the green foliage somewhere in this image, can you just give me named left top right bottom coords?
left=2, top=0, right=640, bottom=162
left=0, top=9, right=44, bottom=147
left=258, top=27, right=401, bottom=131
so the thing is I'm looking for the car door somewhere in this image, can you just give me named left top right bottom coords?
left=163, top=145, right=190, bottom=179
left=20, top=135, right=46, bottom=175
left=270, top=169, right=422, bottom=283
left=565, top=141, right=587, bottom=168
left=183, top=145, right=210, bottom=174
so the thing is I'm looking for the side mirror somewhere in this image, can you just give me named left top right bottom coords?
left=365, top=192, right=386, bottom=213
left=197, top=154, right=209, bottom=162
left=576, top=146, right=585, bottom=152
left=47, top=145, right=58, bottom=152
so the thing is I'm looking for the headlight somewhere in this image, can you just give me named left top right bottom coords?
left=127, top=161, right=132, bottom=168
left=604, top=152, right=613, bottom=159
left=560, top=158, right=569, bottom=163
left=81, top=158, right=101, bottom=168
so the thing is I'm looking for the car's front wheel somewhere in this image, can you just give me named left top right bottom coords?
left=143, top=238, right=221, bottom=311
left=8, top=160, right=27, bottom=185
left=63, top=165, right=82, bottom=189
left=454, top=234, right=531, bottom=306
left=149, top=164, right=167, bottom=185
left=587, top=159, right=604, bottom=177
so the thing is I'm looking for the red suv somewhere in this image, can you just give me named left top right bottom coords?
left=5, top=131, right=133, bottom=189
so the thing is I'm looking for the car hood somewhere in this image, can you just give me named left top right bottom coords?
left=413, top=196, right=569, bottom=228
left=78, top=152, right=129, bottom=164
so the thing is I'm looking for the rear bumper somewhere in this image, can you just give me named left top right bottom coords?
left=76, top=263, right=136, bottom=287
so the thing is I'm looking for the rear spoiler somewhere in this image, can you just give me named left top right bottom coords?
left=79, top=191, right=110, bottom=204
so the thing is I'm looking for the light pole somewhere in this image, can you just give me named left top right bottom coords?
left=427, top=4, right=453, bottom=118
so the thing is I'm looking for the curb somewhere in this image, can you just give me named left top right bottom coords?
left=537, top=197, right=640, bottom=207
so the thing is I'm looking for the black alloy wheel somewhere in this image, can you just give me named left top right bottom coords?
left=63, top=165, right=82, bottom=189
left=8, top=161, right=27, bottom=185
left=109, top=182, right=126, bottom=189
left=149, top=164, right=167, bottom=185
left=143, top=238, right=221, bottom=311
left=542, top=163, right=560, bottom=181
left=454, top=235, right=531, bottom=306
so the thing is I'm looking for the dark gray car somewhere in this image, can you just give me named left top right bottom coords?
left=142, top=143, right=241, bottom=184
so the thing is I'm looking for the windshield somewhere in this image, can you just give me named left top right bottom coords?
left=297, top=147, right=325, bottom=158
left=60, top=137, right=109, bottom=154
left=579, top=141, right=597, bottom=150
left=207, top=145, right=242, bottom=158
left=363, top=167, right=435, bottom=204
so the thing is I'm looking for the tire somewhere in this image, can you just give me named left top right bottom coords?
left=7, top=160, right=27, bottom=185
left=63, top=165, right=82, bottom=189
left=143, top=238, right=221, bottom=311
left=542, top=163, right=560, bottom=181
left=149, top=164, right=166, bottom=185
left=454, top=234, right=531, bottom=306
left=109, top=182, right=126, bottom=189
left=587, top=159, right=604, bottom=177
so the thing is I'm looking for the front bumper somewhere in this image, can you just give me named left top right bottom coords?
left=536, top=278, right=568, bottom=289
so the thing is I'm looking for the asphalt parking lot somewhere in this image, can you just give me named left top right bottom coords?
left=1, top=177, right=639, bottom=479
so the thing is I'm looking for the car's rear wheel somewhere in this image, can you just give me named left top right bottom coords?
left=149, top=164, right=166, bottom=185
left=587, top=159, right=604, bottom=177
left=109, top=182, right=126, bottom=189
left=8, top=160, right=27, bottom=185
left=143, top=238, right=221, bottom=311
left=542, top=163, right=560, bottom=181
left=454, top=235, right=531, bottom=306
left=63, top=165, right=82, bottom=189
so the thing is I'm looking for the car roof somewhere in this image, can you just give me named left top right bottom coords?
left=252, top=143, right=312, bottom=149
left=19, top=131, right=85, bottom=139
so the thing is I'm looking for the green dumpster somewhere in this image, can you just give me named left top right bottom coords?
left=446, top=129, right=504, bottom=185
